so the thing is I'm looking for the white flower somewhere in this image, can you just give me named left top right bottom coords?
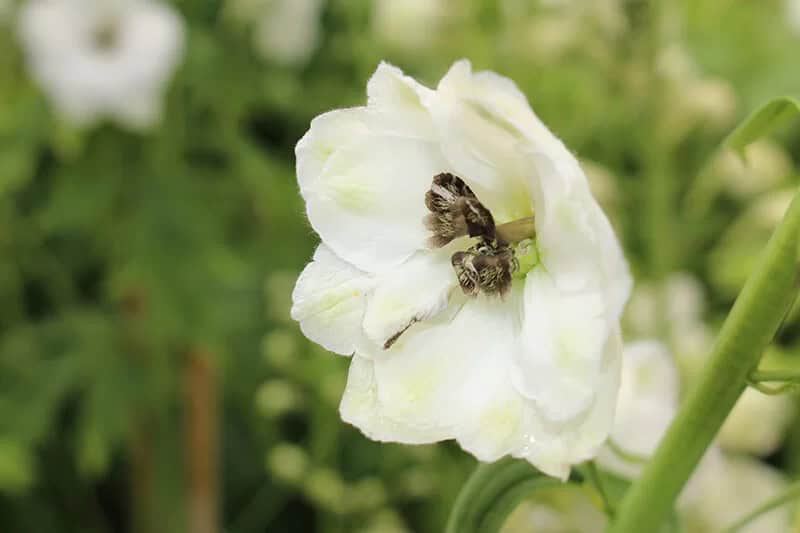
left=788, top=0, right=800, bottom=35
left=252, top=0, right=322, bottom=66
left=680, top=453, right=792, bottom=533
left=719, top=388, right=794, bottom=457
left=597, top=340, right=679, bottom=479
left=501, top=485, right=607, bottom=533
left=371, top=0, right=450, bottom=53
left=18, top=0, right=184, bottom=129
left=291, top=60, right=631, bottom=478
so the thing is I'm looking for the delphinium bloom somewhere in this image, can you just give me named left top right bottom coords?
left=18, top=0, right=184, bottom=129
left=597, top=340, right=679, bottom=479
left=291, top=60, right=631, bottom=478
left=252, top=0, right=323, bottom=66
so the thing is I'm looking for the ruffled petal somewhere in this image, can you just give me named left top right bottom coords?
left=527, top=149, right=631, bottom=319
left=365, top=61, right=437, bottom=139
left=290, top=245, right=374, bottom=356
left=597, top=340, right=678, bottom=479
left=513, top=268, right=611, bottom=423
left=515, top=330, right=623, bottom=480
left=301, top=134, right=449, bottom=272
left=296, top=107, right=371, bottom=192
left=422, top=60, right=533, bottom=223
left=342, top=295, right=527, bottom=459
left=362, top=249, right=459, bottom=349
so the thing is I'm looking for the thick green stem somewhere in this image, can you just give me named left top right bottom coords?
left=609, top=189, right=800, bottom=532
left=445, top=458, right=563, bottom=533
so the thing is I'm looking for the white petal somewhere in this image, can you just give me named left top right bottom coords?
left=680, top=454, right=791, bottom=532
left=515, top=330, right=623, bottom=480
left=343, top=295, right=527, bottom=459
left=290, top=245, right=374, bottom=356
left=719, top=388, right=794, bottom=456
left=365, top=62, right=437, bottom=139
left=513, top=268, right=611, bottom=423
left=597, top=340, right=679, bottom=479
left=302, top=134, right=448, bottom=272
left=339, top=354, right=454, bottom=444
left=422, top=60, right=533, bottom=223
left=527, top=150, right=631, bottom=318
left=296, top=108, right=371, bottom=192
left=362, top=249, right=458, bottom=349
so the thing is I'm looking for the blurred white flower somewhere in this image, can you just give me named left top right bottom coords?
left=680, top=453, right=792, bottom=533
left=18, top=0, right=185, bottom=129
left=292, top=60, right=631, bottom=478
left=659, top=44, right=737, bottom=134
left=713, top=141, right=792, bottom=200
left=719, top=388, right=794, bottom=456
left=625, top=273, right=714, bottom=380
left=371, top=0, right=450, bottom=53
left=501, top=485, right=607, bottom=533
left=597, top=340, right=679, bottom=479
left=788, top=0, right=800, bottom=35
left=253, top=0, right=322, bottom=66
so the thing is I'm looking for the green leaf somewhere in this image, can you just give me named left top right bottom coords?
left=725, top=96, right=800, bottom=157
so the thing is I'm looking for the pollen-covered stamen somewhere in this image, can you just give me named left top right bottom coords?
left=451, top=239, right=517, bottom=297
left=425, top=172, right=496, bottom=247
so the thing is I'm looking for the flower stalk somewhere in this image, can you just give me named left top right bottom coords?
left=445, top=458, right=563, bottom=533
left=609, top=188, right=800, bottom=532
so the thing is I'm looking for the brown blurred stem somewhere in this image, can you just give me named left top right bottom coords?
left=129, top=422, right=156, bottom=533
left=123, top=290, right=158, bottom=533
left=183, top=349, right=220, bottom=533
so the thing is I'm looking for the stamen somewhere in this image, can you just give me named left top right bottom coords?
left=423, top=173, right=535, bottom=297
left=451, top=239, right=516, bottom=297
left=383, top=318, right=418, bottom=349
left=496, top=217, right=536, bottom=244
left=425, top=173, right=496, bottom=247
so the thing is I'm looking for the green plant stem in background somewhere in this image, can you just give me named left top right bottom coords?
left=750, top=368, right=800, bottom=384
left=748, top=368, right=800, bottom=394
left=444, top=457, right=563, bottom=533
left=609, top=188, right=800, bottom=532
left=584, top=461, right=614, bottom=517
left=721, top=479, right=800, bottom=533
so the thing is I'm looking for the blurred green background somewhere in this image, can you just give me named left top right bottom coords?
left=2, top=0, right=800, bottom=532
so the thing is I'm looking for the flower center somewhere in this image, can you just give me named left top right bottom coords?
left=91, top=18, right=121, bottom=52
left=425, top=173, right=537, bottom=296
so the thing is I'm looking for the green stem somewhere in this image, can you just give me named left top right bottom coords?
left=445, top=458, right=563, bottom=533
left=609, top=189, right=800, bottom=533
left=721, top=479, right=800, bottom=533
left=585, top=461, right=615, bottom=517
left=750, top=369, right=800, bottom=383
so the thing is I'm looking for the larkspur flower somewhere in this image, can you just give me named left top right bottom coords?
left=252, top=0, right=322, bottom=66
left=680, top=453, right=792, bottom=533
left=18, top=0, right=184, bottom=129
left=597, top=340, right=679, bottom=479
left=719, top=387, right=794, bottom=457
left=291, top=60, right=631, bottom=478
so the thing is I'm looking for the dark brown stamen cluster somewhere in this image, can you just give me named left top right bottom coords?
left=425, top=173, right=496, bottom=247
left=451, top=241, right=518, bottom=296
left=425, top=173, right=518, bottom=297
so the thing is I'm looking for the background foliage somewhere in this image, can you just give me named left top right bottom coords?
left=1, top=0, right=800, bottom=532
